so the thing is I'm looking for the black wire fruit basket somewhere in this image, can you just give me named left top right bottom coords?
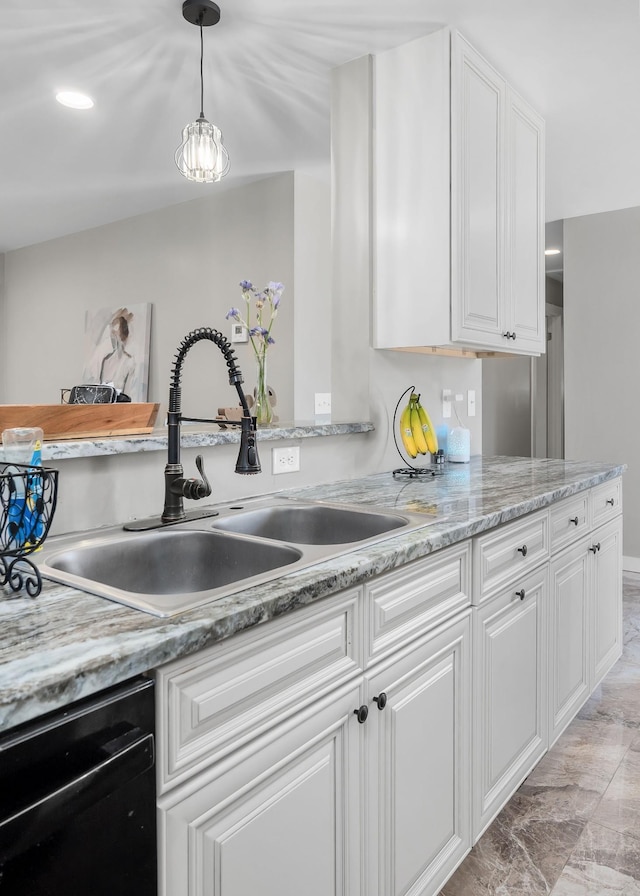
left=0, top=462, right=59, bottom=597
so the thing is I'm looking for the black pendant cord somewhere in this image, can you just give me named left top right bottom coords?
left=199, top=19, right=205, bottom=118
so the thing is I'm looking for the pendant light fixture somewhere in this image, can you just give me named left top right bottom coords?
left=175, top=0, right=230, bottom=183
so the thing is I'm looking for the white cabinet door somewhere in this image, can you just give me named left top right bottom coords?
left=549, top=538, right=591, bottom=746
left=372, top=28, right=452, bottom=350
left=506, top=88, right=545, bottom=354
left=364, top=612, right=471, bottom=896
left=451, top=33, right=506, bottom=350
left=592, top=517, right=623, bottom=687
left=159, top=681, right=362, bottom=896
left=472, top=566, right=548, bottom=841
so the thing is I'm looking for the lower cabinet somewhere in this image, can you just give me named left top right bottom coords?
left=365, top=612, right=471, bottom=896
left=472, top=565, right=548, bottom=840
left=157, top=571, right=472, bottom=896
left=548, top=537, right=591, bottom=746
left=592, top=517, right=623, bottom=688
left=548, top=515, right=623, bottom=746
left=159, top=680, right=363, bottom=896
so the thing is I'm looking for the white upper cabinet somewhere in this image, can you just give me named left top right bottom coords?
left=372, top=28, right=545, bottom=355
left=505, top=86, right=546, bottom=352
left=450, top=33, right=505, bottom=350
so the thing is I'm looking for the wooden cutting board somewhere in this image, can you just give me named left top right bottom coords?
left=0, top=403, right=161, bottom=440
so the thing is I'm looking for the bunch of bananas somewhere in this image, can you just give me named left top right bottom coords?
left=399, top=393, right=438, bottom=459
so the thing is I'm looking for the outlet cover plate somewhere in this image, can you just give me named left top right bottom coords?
left=314, top=393, right=332, bottom=415
left=272, top=446, right=300, bottom=475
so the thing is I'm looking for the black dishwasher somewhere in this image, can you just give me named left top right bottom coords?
left=0, top=675, right=157, bottom=895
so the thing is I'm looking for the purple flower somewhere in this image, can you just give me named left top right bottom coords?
left=235, top=280, right=284, bottom=356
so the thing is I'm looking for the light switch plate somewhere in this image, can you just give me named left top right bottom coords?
left=230, top=323, right=248, bottom=343
left=442, top=389, right=452, bottom=419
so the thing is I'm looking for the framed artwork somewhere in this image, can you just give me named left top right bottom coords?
left=82, top=303, right=152, bottom=402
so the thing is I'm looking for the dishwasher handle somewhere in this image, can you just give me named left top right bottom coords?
left=0, top=728, right=154, bottom=863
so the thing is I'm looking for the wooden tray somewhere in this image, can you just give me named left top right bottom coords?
left=0, top=403, right=160, bottom=441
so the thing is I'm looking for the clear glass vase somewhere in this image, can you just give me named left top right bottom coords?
left=254, top=354, right=273, bottom=426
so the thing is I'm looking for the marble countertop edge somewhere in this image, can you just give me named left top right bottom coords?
left=27, top=421, right=375, bottom=461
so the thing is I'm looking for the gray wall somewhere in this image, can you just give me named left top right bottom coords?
left=1, top=173, right=327, bottom=420
left=0, top=253, right=5, bottom=385
left=293, top=175, right=331, bottom=419
left=564, top=207, right=640, bottom=564
left=546, top=277, right=563, bottom=308
left=482, top=357, right=532, bottom=457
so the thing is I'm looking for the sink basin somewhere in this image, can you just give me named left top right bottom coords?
left=212, top=504, right=408, bottom=544
left=40, top=529, right=302, bottom=616
left=38, top=497, right=436, bottom=618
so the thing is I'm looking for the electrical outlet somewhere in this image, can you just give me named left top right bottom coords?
left=272, top=446, right=300, bottom=475
left=314, top=393, right=332, bottom=415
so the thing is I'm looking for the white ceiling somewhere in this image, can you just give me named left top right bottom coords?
left=2, top=0, right=640, bottom=253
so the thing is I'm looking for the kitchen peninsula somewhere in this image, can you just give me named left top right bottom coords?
left=0, top=455, right=625, bottom=896
left=1, top=454, right=622, bottom=720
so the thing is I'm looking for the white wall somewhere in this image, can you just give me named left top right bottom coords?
left=293, top=174, right=332, bottom=420
left=564, top=207, right=639, bottom=563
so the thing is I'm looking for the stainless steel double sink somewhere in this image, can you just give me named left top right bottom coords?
left=37, top=497, right=435, bottom=617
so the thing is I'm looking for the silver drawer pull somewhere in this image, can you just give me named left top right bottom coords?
left=517, top=545, right=528, bottom=557
left=515, top=589, right=526, bottom=600
left=589, top=542, right=601, bottom=554
left=570, top=517, right=579, bottom=525
left=606, top=498, right=615, bottom=506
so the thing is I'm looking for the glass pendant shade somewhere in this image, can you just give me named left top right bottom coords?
left=175, top=114, right=230, bottom=183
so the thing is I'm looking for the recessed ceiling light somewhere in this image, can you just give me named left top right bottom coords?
left=56, top=91, right=94, bottom=110
left=545, top=248, right=561, bottom=256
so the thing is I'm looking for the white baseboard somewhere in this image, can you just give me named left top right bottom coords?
left=623, top=556, right=640, bottom=573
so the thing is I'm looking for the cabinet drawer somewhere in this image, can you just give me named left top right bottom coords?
left=155, top=588, right=362, bottom=792
left=365, top=541, right=471, bottom=664
left=549, top=493, right=589, bottom=554
left=473, top=510, right=549, bottom=604
left=590, top=478, right=622, bottom=528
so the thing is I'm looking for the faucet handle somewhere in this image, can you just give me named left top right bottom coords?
left=181, top=454, right=212, bottom=500
left=195, top=455, right=212, bottom=498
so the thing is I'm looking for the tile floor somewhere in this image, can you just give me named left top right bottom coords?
left=440, top=573, right=640, bottom=896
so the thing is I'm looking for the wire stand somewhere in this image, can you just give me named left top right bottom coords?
left=1, top=462, right=59, bottom=598
left=391, top=385, right=436, bottom=480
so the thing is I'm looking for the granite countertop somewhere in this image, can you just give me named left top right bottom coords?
left=19, top=420, right=374, bottom=462
left=0, top=455, right=626, bottom=731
